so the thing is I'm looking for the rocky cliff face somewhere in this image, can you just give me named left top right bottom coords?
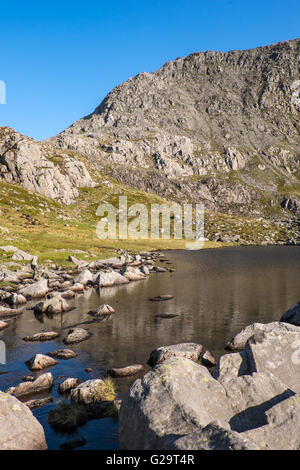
left=49, top=38, right=300, bottom=216
left=0, top=127, right=94, bottom=204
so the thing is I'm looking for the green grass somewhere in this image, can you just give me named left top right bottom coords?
left=0, top=179, right=225, bottom=266
left=0, top=162, right=297, bottom=269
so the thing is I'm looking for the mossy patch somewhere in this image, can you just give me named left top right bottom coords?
left=48, top=402, right=88, bottom=431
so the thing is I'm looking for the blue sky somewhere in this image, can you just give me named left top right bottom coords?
left=0, top=0, right=299, bottom=140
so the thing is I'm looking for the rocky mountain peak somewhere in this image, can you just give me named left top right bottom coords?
left=47, top=39, right=300, bottom=216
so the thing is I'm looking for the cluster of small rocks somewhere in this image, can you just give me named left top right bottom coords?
left=0, top=247, right=172, bottom=323
left=0, top=247, right=175, bottom=449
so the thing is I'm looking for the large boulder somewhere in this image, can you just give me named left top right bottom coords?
left=148, top=343, right=203, bottom=367
left=19, top=279, right=48, bottom=299
left=120, top=357, right=232, bottom=450
left=213, top=351, right=250, bottom=382
left=242, top=394, right=300, bottom=449
left=226, top=321, right=300, bottom=351
left=245, top=328, right=300, bottom=393
left=222, top=372, right=294, bottom=433
left=162, top=422, right=257, bottom=450
left=280, top=301, right=300, bottom=326
left=120, top=352, right=299, bottom=450
left=0, top=390, right=47, bottom=449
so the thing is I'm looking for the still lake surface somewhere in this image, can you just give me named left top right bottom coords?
left=1, top=246, right=300, bottom=449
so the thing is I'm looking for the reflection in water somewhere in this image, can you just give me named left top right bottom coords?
left=0, top=246, right=300, bottom=449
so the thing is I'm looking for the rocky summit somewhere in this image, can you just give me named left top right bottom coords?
left=48, top=38, right=300, bottom=218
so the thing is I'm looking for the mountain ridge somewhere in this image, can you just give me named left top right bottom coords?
left=0, top=39, right=300, bottom=248
left=46, top=38, right=300, bottom=218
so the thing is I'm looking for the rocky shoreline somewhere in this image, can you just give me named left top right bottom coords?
left=0, top=247, right=175, bottom=450
left=120, top=305, right=300, bottom=450
left=1, top=246, right=300, bottom=450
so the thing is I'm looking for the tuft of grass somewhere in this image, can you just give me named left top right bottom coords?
left=95, top=378, right=117, bottom=402
left=48, top=402, right=88, bottom=431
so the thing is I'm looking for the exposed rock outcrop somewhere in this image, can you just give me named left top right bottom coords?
left=49, top=39, right=300, bottom=217
left=0, top=127, right=94, bottom=204
left=120, top=318, right=300, bottom=450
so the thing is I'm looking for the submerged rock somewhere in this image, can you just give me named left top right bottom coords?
left=155, top=313, right=179, bottom=319
left=0, top=390, right=47, bottom=450
left=25, top=397, right=53, bottom=410
left=109, top=364, right=144, bottom=377
left=47, top=349, right=77, bottom=360
left=153, top=266, right=167, bottom=273
left=60, top=437, right=87, bottom=450
left=23, top=331, right=59, bottom=342
left=149, top=294, right=173, bottom=301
